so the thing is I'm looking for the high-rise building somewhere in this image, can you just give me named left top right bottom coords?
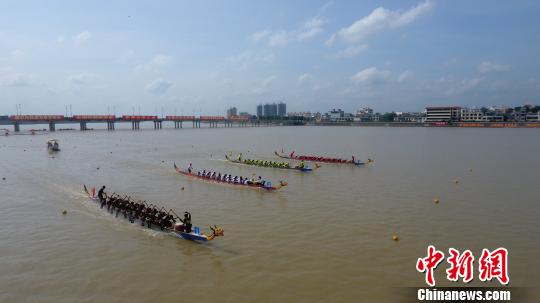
left=256, top=104, right=263, bottom=117
left=263, top=103, right=278, bottom=117
left=226, top=107, right=238, bottom=118
left=278, top=102, right=286, bottom=117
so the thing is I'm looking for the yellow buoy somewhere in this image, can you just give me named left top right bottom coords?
left=392, top=235, right=399, bottom=241
left=433, top=198, right=440, bottom=204
left=62, top=210, right=67, bottom=215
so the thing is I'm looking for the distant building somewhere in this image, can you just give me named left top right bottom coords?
left=328, top=109, right=344, bottom=121
left=278, top=102, right=287, bottom=117
left=263, top=103, right=278, bottom=117
left=355, top=107, right=374, bottom=121
left=425, top=106, right=462, bottom=122
left=356, top=107, right=373, bottom=116
left=226, top=107, right=238, bottom=118
left=256, top=105, right=263, bottom=118
left=394, top=112, right=425, bottom=123
left=461, top=108, right=484, bottom=122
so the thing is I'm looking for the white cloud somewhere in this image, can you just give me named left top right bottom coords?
left=69, top=73, right=97, bottom=85
left=135, top=54, right=173, bottom=71
left=72, top=31, right=91, bottom=44
left=252, top=75, right=276, bottom=94
left=151, top=54, right=172, bottom=66
left=351, top=67, right=392, bottom=84
left=146, top=78, right=173, bottom=95
left=268, top=31, right=289, bottom=47
left=398, top=70, right=413, bottom=82
left=297, top=17, right=325, bottom=40
left=298, top=73, right=314, bottom=83
left=251, top=30, right=271, bottom=42
left=1, top=73, right=32, bottom=87
left=251, top=16, right=326, bottom=46
left=228, top=51, right=274, bottom=69
left=333, top=45, right=368, bottom=59
left=445, top=78, right=483, bottom=95
left=478, top=61, right=511, bottom=73
left=56, top=35, right=65, bottom=43
left=117, top=50, right=136, bottom=64
left=327, top=0, right=433, bottom=45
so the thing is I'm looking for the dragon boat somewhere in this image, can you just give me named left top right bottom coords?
left=225, top=154, right=320, bottom=172
left=174, top=163, right=287, bottom=191
left=83, top=185, right=224, bottom=242
left=275, top=150, right=373, bottom=166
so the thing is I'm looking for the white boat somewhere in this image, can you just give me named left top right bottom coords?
left=47, top=139, right=60, bottom=151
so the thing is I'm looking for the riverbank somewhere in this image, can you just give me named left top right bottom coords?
left=308, top=121, right=540, bottom=128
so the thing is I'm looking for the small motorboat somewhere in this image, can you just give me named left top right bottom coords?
left=47, top=139, right=60, bottom=151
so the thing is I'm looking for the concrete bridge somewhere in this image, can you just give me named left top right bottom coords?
left=0, top=115, right=262, bottom=132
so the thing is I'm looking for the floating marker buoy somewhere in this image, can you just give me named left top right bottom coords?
left=2, top=177, right=5, bottom=180
left=433, top=198, right=440, bottom=204
left=392, top=235, right=399, bottom=241
left=454, top=179, right=459, bottom=184
left=96, top=167, right=100, bottom=170
left=181, top=187, right=184, bottom=190
left=62, top=210, right=67, bottom=215
left=161, top=160, right=164, bottom=163
left=469, top=168, right=473, bottom=172
left=110, top=152, right=113, bottom=154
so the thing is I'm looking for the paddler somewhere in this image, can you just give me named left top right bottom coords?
left=183, top=211, right=192, bottom=233
left=187, top=163, right=193, bottom=173
left=97, top=186, right=107, bottom=203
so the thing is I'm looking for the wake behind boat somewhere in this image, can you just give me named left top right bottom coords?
left=225, top=153, right=320, bottom=172
left=174, top=163, right=287, bottom=191
left=83, top=185, right=224, bottom=242
left=275, top=150, right=373, bottom=166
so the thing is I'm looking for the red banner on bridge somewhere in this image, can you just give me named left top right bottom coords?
left=9, top=115, right=64, bottom=121
left=165, top=115, right=196, bottom=121
left=73, top=115, right=116, bottom=121
left=200, top=116, right=225, bottom=121
left=122, top=115, right=158, bottom=121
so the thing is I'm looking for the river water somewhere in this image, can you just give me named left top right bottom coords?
left=1, top=125, right=539, bottom=302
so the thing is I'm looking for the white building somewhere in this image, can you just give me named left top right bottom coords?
left=425, top=106, right=462, bottom=122
left=461, top=108, right=484, bottom=121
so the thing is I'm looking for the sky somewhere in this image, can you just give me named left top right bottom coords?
left=1, top=0, right=539, bottom=115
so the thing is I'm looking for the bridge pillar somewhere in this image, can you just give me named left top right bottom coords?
left=109, top=122, right=115, bottom=130
left=14, top=122, right=20, bottom=132
left=80, top=122, right=87, bottom=131
left=49, top=122, right=56, bottom=132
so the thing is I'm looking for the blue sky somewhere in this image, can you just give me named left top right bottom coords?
left=1, top=0, right=539, bottom=115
